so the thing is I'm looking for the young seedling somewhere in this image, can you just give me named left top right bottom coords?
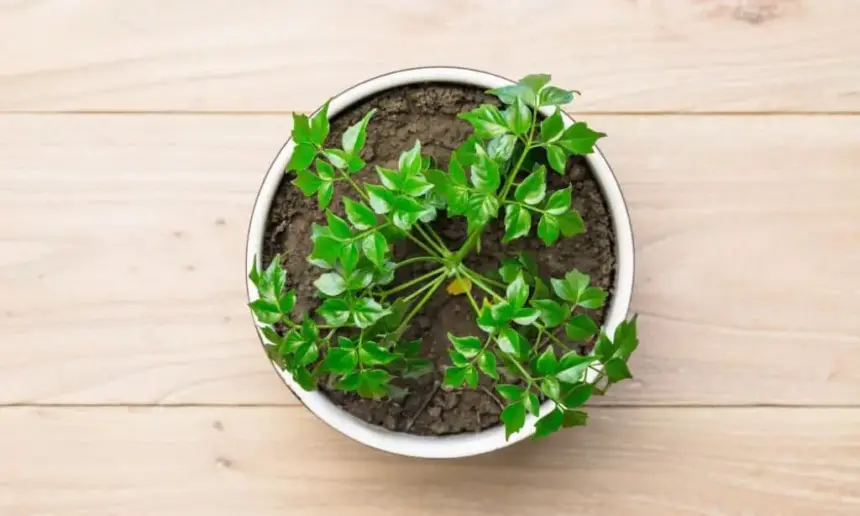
left=249, top=74, right=640, bottom=440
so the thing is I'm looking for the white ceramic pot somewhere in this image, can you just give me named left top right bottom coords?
left=246, top=66, right=634, bottom=459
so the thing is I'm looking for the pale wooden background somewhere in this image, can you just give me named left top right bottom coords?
left=1, top=1, right=859, bottom=514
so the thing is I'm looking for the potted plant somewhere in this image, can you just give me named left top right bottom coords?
left=246, top=67, right=637, bottom=459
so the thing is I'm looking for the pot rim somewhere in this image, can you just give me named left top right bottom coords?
left=245, top=66, right=635, bottom=459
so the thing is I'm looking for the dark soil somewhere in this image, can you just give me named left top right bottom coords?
left=261, top=83, right=615, bottom=436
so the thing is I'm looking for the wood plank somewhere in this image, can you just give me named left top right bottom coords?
left=1, top=0, right=858, bottom=113
left=0, top=114, right=858, bottom=405
left=1, top=406, right=858, bottom=515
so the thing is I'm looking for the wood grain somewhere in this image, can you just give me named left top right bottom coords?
left=1, top=406, right=858, bottom=515
left=1, top=0, right=858, bottom=113
left=1, top=114, right=857, bottom=405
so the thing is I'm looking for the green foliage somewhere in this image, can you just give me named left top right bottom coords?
left=250, top=74, right=639, bottom=443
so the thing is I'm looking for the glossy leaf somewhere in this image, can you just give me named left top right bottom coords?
left=458, top=104, right=509, bottom=138
left=341, top=109, right=376, bottom=155
left=362, top=232, right=387, bottom=266
left=540, top=86, right=575, bottom=106
left=292, top=169, right=322, bottom=196
left=533, top=408, right=563, bottom=440
left=500, top=401, right=526, bottom=440
left=531, top=299, right=568, bottom=327
left=578, top=286, right=607, bottom=309
left=318, top=298, right=350, bottom=327
left=535, top=346, right=558, bottom=376
left=496, top=384, right=525, bottom=401
left=477, top=351, right=499, bottom=379
left=565, top=314, right=598, bottom=341
left=288, top=143, right=317, bottom=171
left=366, top=184, right=395, bottom=214
left=506, top=273, right=530, bottom=310
left=546, top=144, right=567, bottom=173
left=537, top=214, right=560, bottom=246
left=540, top=109, right=565, bottom=143
left=448, top=333, right=482, bottom=359
left=514, top=166, right=547, bottom=205
left=309, top=101, right=330, bottom=145
left=605, top=358, right=633, bottom=382
left=488, top=134, right=516, bottom=161
left=502, top=204, right=531, bottom=243
left=558, top=122, right=606, bottom=155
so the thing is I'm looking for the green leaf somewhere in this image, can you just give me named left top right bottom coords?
left=533, top=408, right=563, bottom=440
left=540, top=109, right=565, bottom=143
left=504, top=96, right=532, bottom=135
left=448, top=333, right=482, bottom=359
left=343, top=197, right=377, bottom=230
left=498, top=259, right=523, bottom=283
left=336, top=371, right=361, bottom=391
left=470, top=147, right=501, bottom=193
left=477, top=303, right=501, bottom=334
left=525, top=392, right=540, bottom=416
left=323, top=149, right=349, bottom=170
left=614, top=316, right=640, bottom=360
left=260, top=326, right=283, bottom=347
left=531, top=299, right=568, bottom=327
left=278, top=290, right=296, bottom=313
left=488, top=134, right=516, bottom=161
left=400, top=173, right=433, bottom=197
left=449, top=349, right=469, bottom=367
left=317, top=298, right=350, bottom=326
left=512, top=307, right=540, bottom=326
left=399, top=140, right=423, bottom=175
left=593, top=332, right=617, bottom=361
left=309, top=101, right=330, bottom=146
left=558, top=122, right=605, bottom=155
left=366, top=184, right=394, bottom=214
left=487, top=84, right=529, bottom=106
left=465, top=193, right=499, bottom=231
left=540, top=379, right=560, bottom=403
left=458, top=104, right=509, bottom=138
left=288, top=143, right=317, bottom=172
left=352, top=298, right=387, bottom=328
left=314, top=272, right=346, bottom=296
left=346, top=268, right=373, bottom=290
left=562, top=409, right=588, bottom=428
left=300, top=317, right=319, bottom=341
left=605, top=358, right=633, bottom=382
left=496, top=384, right=525, bottom=401
left=533, top=277, right=551, bottom=300
left=579, top=287, right=607, bottom=309
left=506, top=273, right=530, bottom=310
left=546, top=145, right=567, bottom=173
left=311, top=235, right=343, bottom=266
left=291, top=113, right=312, bottom=143
left=502, top=204, right=531, bottom=243
left=362, top=232, right=387, bottom=266
left=500, top=401, right=526, bottom=440
left=346, top=154, right=365, bottom=173
left=556, top=210, right=584, bottom=237
left=293, top=366, right=316, bottom=390
left=520, top=74, right=551, bottom=94
left=317, top=181, right=334, bottom=210
left=339, top=243, right=359, bottom=274
left=264, top=257, right=286, bottom=299
left=326, top=210, right=352, bottom=239
left=337, top=336, right=358, bottom=349
left=514, top=165, right=547, bottom=205
left=359, top=342, right=398, bottom=366
left=565, top=314, right=598, bottom=341
left=540, top=86, right=575, bottom=106
left=490, top=301, right=516, bottom=324
left=292, top=169, right=322, bottom=196
left=563, top=384, right=594, bottom=408
left=249, top=299, right=281, bottom=324
left=280, top=330, right=304, bottom=355
left=551, top=270, right=590, bottom=303
left=497, top=326, right=523, bottom=356
left=464, top=365, right=479, bottom=389
left=443, top=366, right=467, bottom=389
left=341, top=109, right=376, bottom=155
left=356, top=369, right=392, bottom=399
left=536, top=346, right=558, bottom=376
left=537, top=214, right=560, bottom=246
left=322, top=347, right=357, bottom=374
left=315, top=158, right=335, bottom=181
left=556, top=353, right=597, bottom=384
left=295, top=341, right=319, bottom=367
left=477, top=351, right=499, bottom=380
left=248, top=260, right=262, bottom=288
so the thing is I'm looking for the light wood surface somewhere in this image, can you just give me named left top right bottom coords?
left=2, top=407, right=859, bottom=516
left=1, top=1, right=858, bottom=514
left=1, top=0, right=859, bottom=113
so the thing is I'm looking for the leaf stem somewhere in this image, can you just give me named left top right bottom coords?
left=460, top=266, right=507, bottom=289
left=420, top=222, right=449, bottom=251
left=378, top=267, right=445, bottom=298
left=393, top=275, right=446, bottom=338
left=459, top=268, right=505, bottom=302
left=414, top=223, right=450, bottom=257
left=393, top=256, right=447, bottom=269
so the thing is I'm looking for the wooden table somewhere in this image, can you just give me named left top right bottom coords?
left=1, top=1, right=858, bottom=514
